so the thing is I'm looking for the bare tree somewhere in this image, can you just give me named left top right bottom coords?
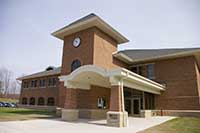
left=0, top=67, right=13, bottom=94
left=10, top=81, right=17, bottom=94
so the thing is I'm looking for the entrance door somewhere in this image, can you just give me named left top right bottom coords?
left=125, top=99, right=132, bottom=115
left=125, top=98, right=141, bottom=116
left=133, top=98, right=140, bottom=116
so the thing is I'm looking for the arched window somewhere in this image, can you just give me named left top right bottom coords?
left=38, top=97, right=45, bottom=105
left=29, top=97, right=35, bottom=105
left=47, top=97, right=55, bottom=106
left=71, top=59, right=81, bottom=72
left=22, top=97, right=27, bottom=105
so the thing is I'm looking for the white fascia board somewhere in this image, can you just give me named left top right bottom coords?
left=52, top=16, right=129, bottom=44
left=114, top=49, right=200, bottom=64
left=107, top=68, right=165, bottom=92
left=123, top=80, right=161, bottom=94
left=52, top=17, right=96, bottom=38
left=132, top=49, right=200, bottom=63
left=112, top=52, right=133, bottom=63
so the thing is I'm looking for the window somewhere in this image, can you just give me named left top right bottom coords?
left=131, top=67, right=137, bottom=73
left=31, top=80, right=37, bottom=88
left=145, top=93, right=155, bottom=109
left=97, top=98, right=106, bottom=109
left=29, top=97, right=35, bottom=105
left=47, top=97, right=55, bottom=106
left=131, top=64, right=155, bottom=79
left=22, top=97, right=27, bottom=105
left=38, top=97, right=45, bottom=105
left=39, top=79, right=46, bottom=87
left=71, top=59, right=81, bottom=72
left=23, top=82, right=29, bottom=88
left=147, top=64, right=155, bottom=79
left=48, top=78, right=57, bottom=87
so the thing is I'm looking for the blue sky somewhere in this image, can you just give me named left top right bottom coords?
left=1, top=0, right=200, bottom=78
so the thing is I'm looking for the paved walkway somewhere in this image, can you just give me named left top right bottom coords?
left=0, top=116, right=175, bottom=133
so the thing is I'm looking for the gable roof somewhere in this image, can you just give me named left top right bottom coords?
left=18, top=48, right=200, bottom=80
left=114, top=48, right=200, bottom=64
left=51, top=13, right=129, bottom=44
left=17, top=67, right=61, bottom=80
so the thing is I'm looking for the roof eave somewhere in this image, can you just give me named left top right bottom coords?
left=114, top=49, right=200, bottom=64
left=51, top=16, right=129, bottom=44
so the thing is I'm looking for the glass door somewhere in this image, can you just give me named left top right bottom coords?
left=125, top=99, right=132, bottom=115
left=133, top=98, right=140, bottom=116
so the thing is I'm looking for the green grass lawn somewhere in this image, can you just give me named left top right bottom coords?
left=0, top=107, right=56, bottom=121
left=139, top=117, right=200, bottom=133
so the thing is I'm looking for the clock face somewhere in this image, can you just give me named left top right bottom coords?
left=73, top=37, right=81, bottom=47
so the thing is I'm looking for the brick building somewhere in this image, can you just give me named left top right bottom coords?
left=17, top=14, right=200, bottom=127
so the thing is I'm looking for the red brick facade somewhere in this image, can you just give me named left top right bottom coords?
left=154, top=56, right=200, bottom=110
left=58, top=27, right=126, bottom=110
left=19, top=75, right=60, bottom=106
left=109, top=85, right=122, bottom=111
left=19, top=26, right=200, bottom=113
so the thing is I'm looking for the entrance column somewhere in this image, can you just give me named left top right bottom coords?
left=107, top=80, right=128, bottom=127
left=62, top=88, right=79, bottom=121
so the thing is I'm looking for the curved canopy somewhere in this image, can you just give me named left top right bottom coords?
left=59, top=65, right=165, bottom=94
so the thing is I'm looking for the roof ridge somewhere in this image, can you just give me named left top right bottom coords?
left=17, top=66, right=61, bottom=80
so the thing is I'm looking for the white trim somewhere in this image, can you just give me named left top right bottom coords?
left=59, top=65, right=165, bottom=94
left=112, top=52, right=133, bottom=63
left=52, top=14, right=129, bottom=44
left=114, top=49, right=200, bottom=64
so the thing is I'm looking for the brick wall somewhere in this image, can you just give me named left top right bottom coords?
left=93, top=28, right=128, bottom=69
left=58, top=82, right=67, bottom=107
left=61, top=27, right=127, bottom=76
left=63, top=85, right=110, bottom=109
left=19, top=75, right=59, bottom=106
left=154, top=56, right=200, bottom=110
left=59, top=27, right=126, bottom=109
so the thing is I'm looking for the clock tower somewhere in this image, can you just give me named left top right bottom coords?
left=52, top=14, right=129, bottom=127
left=52, top=14, right=128, bottom=76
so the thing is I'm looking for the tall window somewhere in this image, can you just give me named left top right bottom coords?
left=47, top=97, right=55, bottom=106
left=31, top=80, right=37, bottom=88
left=39, top=79, right=46, bottom=87
left=147, top=64, right=155, bottom=79
left=22, top=97, right=27, bottom=105
left=145, top=93, right=155, bottom=109
left=131, top=66, right=145, bottom=77
left=23, top=82, right=29, bottom=88
left=38, top=97, right=45, bottom=105
left=71, top=59, right=81, bottom=72
left=131, top=64, right=155, bottom=79
left=48, top=77, right=57, bottom=87
left=29, top=97, right=35, bottom=105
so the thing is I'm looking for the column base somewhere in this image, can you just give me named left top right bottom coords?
left=62, top=109, right=79, bottom=121
left=56, top=107, right=62, bottom=117
left=140, top=110, right=152, bottom=118
left=107, top=111, right=128, bottom=127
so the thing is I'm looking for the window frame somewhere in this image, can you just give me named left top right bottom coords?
left=48, top=77, right=57, bottom=87
left=29, top=97, right=35, bottom=105
left=71, top=59, right=81, bottom=72
left=39, top=79, right=46, bottom=88
left=47, top=97, right=55, bottom=106
left=31, top=80, right=37, bottom=88
left=147, top=64, right=155, bottom=80
left=23, top=81, right=29, bottom=89
left=22, top=97, right=28, bottom=105
left=37, top=97, right=45, bottom=105
left=130, top=63, right=155, bottom=80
